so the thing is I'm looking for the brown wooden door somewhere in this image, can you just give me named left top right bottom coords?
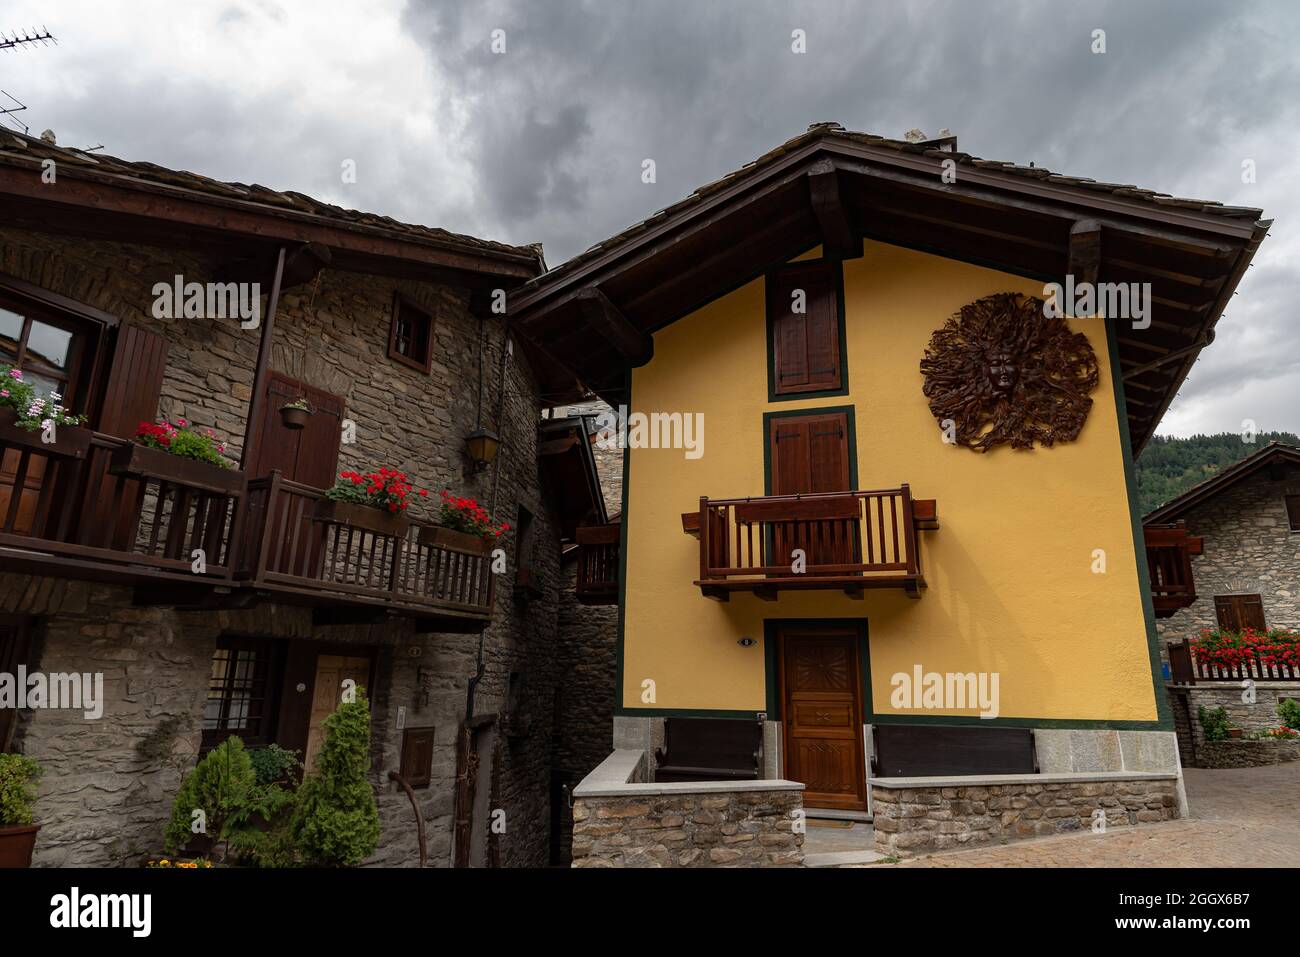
left=246, top=371, right=344, bottom=486
left=304, top=653, right=373, bottom=772
left=768, top=411, right=855, bottom=571
left=780, top=628, right=866, bottom=811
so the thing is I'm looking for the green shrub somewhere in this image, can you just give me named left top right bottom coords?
left=1278, top=698, right=1300, bottom=731
left=1198, top=705, right=1231, bottom=742
left=291, top=687, right=380, bottom=867
left=248, top=744, right=302, bottom=787
left=0, top=754, right=41, bottom=826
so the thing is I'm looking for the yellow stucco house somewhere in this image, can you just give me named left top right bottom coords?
left=514, top=124, right=1269, bottom=858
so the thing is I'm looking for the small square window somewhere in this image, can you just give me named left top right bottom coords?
left=388, top=293, right=433, bottom=373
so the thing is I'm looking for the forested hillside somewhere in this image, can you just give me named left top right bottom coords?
left=1135, top=432, right=1300, bottom=515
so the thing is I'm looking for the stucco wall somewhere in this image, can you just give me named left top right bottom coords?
left=620, top=239, right=1159, bottom=723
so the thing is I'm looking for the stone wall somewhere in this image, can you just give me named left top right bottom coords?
left=1197, top=738, right=1300, bottom=768
left=0, top=228, right=568, bottom=868
left=1167, top=683, right=1300, bottom=767
left=1154, top=465, right=1300, bottom=661
left=872, top=773, right=1180, bottom=858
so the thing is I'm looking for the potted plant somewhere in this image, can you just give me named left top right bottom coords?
left=0, top=753, right=42, bottom=868
left=419, top=490, right=509, bottom=556
left=1228, top=727, right=1244, bottom=739
left=317, top=467, right=426, bottom=537
left=112, top=418, right=242, bottom=495
left=0, top=365, right=90, bottom=460
left=279, top=397, right=312, bottom=430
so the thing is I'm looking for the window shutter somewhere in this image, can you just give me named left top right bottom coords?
left=1286, top=495, right=1300, bottom=532
left=294, top=384, right=344, bottom=490
left=1238, top=594, right=1267, bottom=632
left=769, top=411, right=851, bottom=495
left=248, top=372, right=343, bottom=487
left=97, top=323, right=169, bottom=436
left=1214, top=596, right=1240, bottom=632
left=769, top=263, right=841, bottom=395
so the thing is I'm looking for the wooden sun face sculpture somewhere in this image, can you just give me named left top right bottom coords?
left=920, top=292, right=1100, bottom=452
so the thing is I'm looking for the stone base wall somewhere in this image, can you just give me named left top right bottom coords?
left=872, top=774, right=1180, bottom=858
left=1168, top=684, right=1300, bottom=766
left=1197, top=739, right=1300, bottom=768
left=572, top=788, right=803, bottom=867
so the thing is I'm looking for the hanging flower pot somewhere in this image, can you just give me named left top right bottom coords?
left=279, top=398, right=313, bottom=430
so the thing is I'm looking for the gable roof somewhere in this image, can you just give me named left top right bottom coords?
left=0, top=130, right=543, bottom=285
left=1144, top=442, right=1300, bottom=524
left=510, top=122, right=1271, bottom=452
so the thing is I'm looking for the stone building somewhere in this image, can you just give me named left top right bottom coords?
left=0, top=129, right=607, bottom=867
left=1144, top=442, right=1300, bottom=767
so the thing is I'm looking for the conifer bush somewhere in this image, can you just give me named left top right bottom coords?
left=290, top=686, right=380, bottom=867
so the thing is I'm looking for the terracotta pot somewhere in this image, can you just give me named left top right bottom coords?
left=0, top=823, right=40, bottom=868
left=109, top=442, right=243, bottom=496
left=418, top=524, right=493, bottom=556
left=279, top=405, right=311, bottom=430
left=1228, top=727, right=1244, bottom=739
left=314, top=498, right=411, bottom=538
left=0, top=407, right=91, bottom=460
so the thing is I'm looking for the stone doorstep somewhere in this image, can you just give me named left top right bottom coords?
left=803, top=849, right=889, bottom=868
left=574, top=748, right=805, bottom=798
left=870, top=770, right=1180, bottom=790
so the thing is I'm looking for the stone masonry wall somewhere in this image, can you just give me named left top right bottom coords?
left=571, top=787, right=803, bottom=868
left=872, top=776, right=1180, bottom=858
left=1155, top=465, right=1300, bottom=661
left=1197, top=739, right=1300, bottom=768
left=0, top=228, right=565, bottom=867
left=1168, top=683, right=1300, bottom=767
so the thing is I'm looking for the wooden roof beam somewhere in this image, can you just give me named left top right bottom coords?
left=1069, top=219, right=1102, bottom=286
left=807, top=160, right=862, bottom=259
left=575, top=287, right=653, bottom=365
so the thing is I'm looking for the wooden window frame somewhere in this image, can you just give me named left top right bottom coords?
left=200, top=636, right=284, bottom=752
left=765, top=259, right=849, bottom=402
left=1285, top=494, right=1300, bottom=532
left=387, top=292, right=433, bottom=374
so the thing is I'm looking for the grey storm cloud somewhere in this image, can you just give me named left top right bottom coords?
left=3, top=0, right=1298, bottom=435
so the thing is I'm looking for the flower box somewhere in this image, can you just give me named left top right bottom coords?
left=0, top=407, right=91, bottom=460
left=109, top=442, right=244, bottom=496
left=0, top=823, right=39, bottom=868
left=418, top=524, right=493, bottom=556
left=315, top=498, right=411, bottom=538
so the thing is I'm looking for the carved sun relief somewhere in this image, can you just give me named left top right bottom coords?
left=920, top=292, right=1099, bottom=453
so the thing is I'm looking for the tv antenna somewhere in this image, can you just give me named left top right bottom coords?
left=0, top=91, right=28, bottom=134
left=0, top=27, right=56, bottom=52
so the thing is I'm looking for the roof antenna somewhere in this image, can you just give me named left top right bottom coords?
left=0, top=27, right=56, bottom=51
left=0, top=91, right=28, bottom=135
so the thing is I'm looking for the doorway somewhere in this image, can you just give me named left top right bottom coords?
left=304, top=653, right=374, bottom=772
left=777, top=625, right=867, bottom=811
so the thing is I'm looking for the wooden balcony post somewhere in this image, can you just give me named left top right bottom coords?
left=901, top=483, right=918, bottom=578
left=699, top=495, right=710, bottom=580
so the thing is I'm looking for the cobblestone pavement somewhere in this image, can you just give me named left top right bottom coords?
left=877, top=763, right=1300, bottom=868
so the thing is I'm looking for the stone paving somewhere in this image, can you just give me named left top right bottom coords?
left=873, top=763, right=1300, bottom=868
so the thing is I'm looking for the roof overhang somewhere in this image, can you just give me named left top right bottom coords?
left=510, top=132, right=1270, bottom=453
left=538, top=415, right=608, bottom=539
left=1144, top=443, right=1300, bottom=524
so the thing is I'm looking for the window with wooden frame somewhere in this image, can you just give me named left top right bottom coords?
left=1214, top=594, right=1267, bottom=633
left=1286, top=494, right=1300, bottom=532
left=766, top=260, right=846, bottom=399
left=201, top=637, right=282, bottom=750
left=387, top=293, right=433, bottom=373
left=0, top=288, right=101, bottom=412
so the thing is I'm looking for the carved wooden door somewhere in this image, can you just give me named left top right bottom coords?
left=780, top=628, right=866, bottom=811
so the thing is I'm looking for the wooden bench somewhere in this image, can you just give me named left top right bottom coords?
left=870, top=724, right=1038, bottom=777
left=654, top=717, right=763, bottom=782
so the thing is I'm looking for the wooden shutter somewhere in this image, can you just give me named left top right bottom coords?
left=769, top=411, right=851, bottom=495
left=768, top=262, right=842, bottom=396
left=97, top=324, right=170, bottom=436
left=1214, top=594, right=1267, bottom=633
left=247, top=371, right=343, bottom=487
left=1286, top=495, right=1300, bottom=532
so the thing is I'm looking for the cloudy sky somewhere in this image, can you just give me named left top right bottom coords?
left=3, top=0, right=1296, bottom=438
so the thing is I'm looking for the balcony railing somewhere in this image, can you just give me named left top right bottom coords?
left=1144, top=521, right=1202, bottom=619
left=1168, top=638, right=1300, bottom=684
left=682, top=486, right=937, bottom=601
left=0, top=427, right=494, bottom=627
left=575, top=522, right=619, bottom=605
left=236, top=473, right=494, bottom=623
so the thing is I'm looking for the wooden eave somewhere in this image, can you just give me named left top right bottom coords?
left=1143, top=443, right=1300, bottom=524
left=509, top=135, right=1270, bottom=453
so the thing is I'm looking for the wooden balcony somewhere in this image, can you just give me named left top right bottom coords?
left=575, top=522, right=619, bottom=605
left=1144, top=521, right=1202, bottom=619
left=682, top=486, right=937, bottom=601
left=0, top=429, right=494, bottom=629
left=236, top=473, right=494, bottom=628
